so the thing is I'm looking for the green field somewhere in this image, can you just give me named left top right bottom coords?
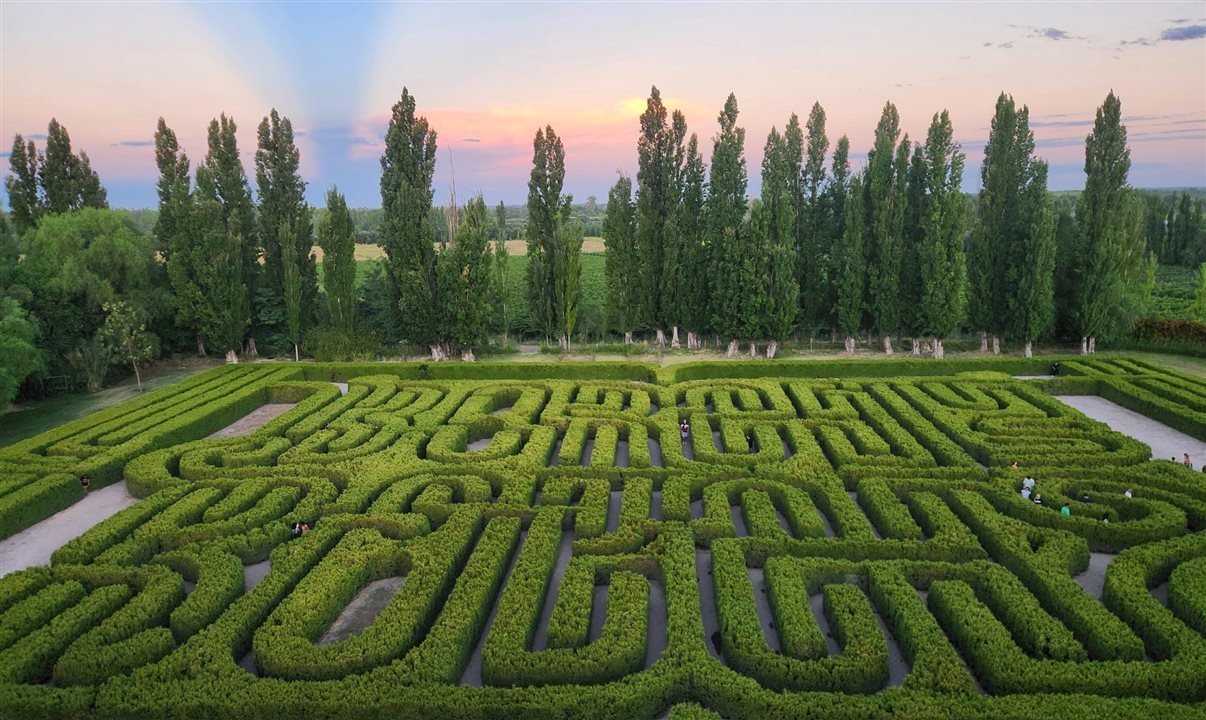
left=0, top=356, right=1204, bottom=718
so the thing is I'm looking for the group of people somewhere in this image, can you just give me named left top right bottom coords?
left=1015, top=461, right=1135, bottom=522
left=290, top=521, right=311, bottom=537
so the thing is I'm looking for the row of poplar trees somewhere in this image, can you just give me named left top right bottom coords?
left=153, top=113, right=358, bottom=362
left=380, top=89, right=583, bottom=359
left=603, top=87, right=1152, bottom=357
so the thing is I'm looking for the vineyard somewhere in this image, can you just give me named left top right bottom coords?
left=0, top=357, right=1204, bottom=719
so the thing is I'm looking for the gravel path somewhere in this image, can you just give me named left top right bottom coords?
left=0, top=480, right=140, bottom=577
left=1055, top=395, right=1206, bottom=467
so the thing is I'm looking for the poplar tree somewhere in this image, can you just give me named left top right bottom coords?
left=760, top=122, right=801, bottom=357
left=445, top=195, right=494, bottom=359
left=280, top=222, right=302, bottom=361
left=974, top=94, right=1056, bottom=355
left=318, top=187, right=357, bottom=337
left=825, top=135, right=852, bottom=343
left=153, top=119, right=191, bottom=260
left=41, top=120, right=105, bottom=213
left=799, top=102, right=830, bottom=339
left=635, top=87, right=687, bottom=346
left=670, top=134, right=709, bottom=350
left=525, top=125, right=571, bottom=344
left=864, top=103, right=907, bottom=354
left=1067, top=91, right=1149, bottom=353
left=707, top=93, right=752, bottom=356
left=172, top=197, right=250, bottom=363
left=552, top=220, right=584, bottom=351
left=196, top=114, right=258, bottom=354
left=901, top=144, right=927, bottom=353
left=5, top=136, right=41, bottom=235
left=603, top=173, right=640, bottom=342
left=915, top=110, right=968, bottom=359
left=379, top=88, right=442, bottom=358
left=257, top=109, right=317, bottom=340
left=835, top=174, right=865, bottom=354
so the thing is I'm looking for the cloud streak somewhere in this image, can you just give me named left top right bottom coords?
left=111, top=140, right=154, bottom=147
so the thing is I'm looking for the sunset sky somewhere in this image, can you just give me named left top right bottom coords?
left=2, top=1, right=1204, bottom=209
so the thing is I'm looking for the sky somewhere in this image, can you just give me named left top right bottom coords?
left=1, top=1, right=1204, bottom=210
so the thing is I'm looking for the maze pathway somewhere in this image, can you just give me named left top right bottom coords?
left=0, top=357, right=1202, bottom=719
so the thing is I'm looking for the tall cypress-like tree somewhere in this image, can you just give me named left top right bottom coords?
left=280, top=221, right=302, bottom=361
left=635, top=87, right=687, bottom=346
left=42, top=120, right=83, bottom=214
left=974, top=94, right=1056, bottom=355
left=5, top=136, right=41, bottom=235
left=760, top=122, right=800, bottom=357
left=603, top=173, right=640, bottom=342
left=799, top=102, right=830, bottom=339
left=256, top=109, right=317, bottom=343
left=835, top=174, right=865, bottom=354
left=445, top=195, right=494, bottom=359
left=670, top=134, right=709, bottom=350
left=153, top=119, right=191, bottom=259
left=864, top=103, right=907, bottom=354
left=379, top=88, right=441, bottom=358
left=318, top=187, right=357, bottom=337
left=525, top=125, right=571, bottom=344
left=196, top=114, right=258, bottom=354
left=900, top=144, right=927, bottom=353
left=915, top=110, right=968, bottom=359
left=170, top=196, right=250, bottom=363
left=1067, top=91, right=1149, bottom=353
left=825, top=135, right=852, bottom=343
left=707, top=93, right=752, bottom=356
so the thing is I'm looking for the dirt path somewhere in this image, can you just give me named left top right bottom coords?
left=207, top=404, right=297, bottom=438
left=0, top=480, right=140, bottom=577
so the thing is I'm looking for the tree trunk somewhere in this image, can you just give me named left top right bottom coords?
left=766, top=340, right=778, bottom=359
left=911, top=338, right=921, bottom=356
left=624, top=331, right=633, bottom=345
left=655, top=328, right=666, bottom=347
left=882, top=334, right=893, bottom=355
left=197, top=335, right=207, bottom=358
left=725, top=339, right=739, bottom=357
left=462, top=348, right=476, bottom=362
left=293, top=343, right=299, bottom=362
left=1088, top=336, right=1096, bottom=353
left=991, top=335, right=1001, bottom=355
left=671, top=326, right=680, bottom=349
left=560, top=334, right=570, bottom=352
left=245, top=336, right=258, bottom=358
left=1022, top=340, right=1033, bottom=357
left=933, top=338, right=945, bottom=359
left=748, top=341, right=757, bottom=357
left=845, top=335, right=855, bottom=355
left=429, top=344, right=447, bottom=362
left=1080, top=337, right=1088, bottom=355
left=224, top=350, right=238, bottom=364
left=689, top=331, right=699, bottom=351
left=132, top=361, right=143, bottom=391
left=979, top=331, right=988, bottom=353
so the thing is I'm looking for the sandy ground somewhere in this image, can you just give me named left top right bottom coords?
left=207, top=403, right=297, bottom=438
left=1055, top=395, right=1206, bottom=467
left=317, top=577, right=406, bottom=646
left=0, top=481, right=140, bottom=577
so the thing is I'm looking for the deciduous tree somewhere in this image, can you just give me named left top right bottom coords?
left=915, top=110, right=968, bottom=359
left=317, top=187, right=357, bottom=337
left=707, top=93, right=753, bottom=356
left=603, top=173, right=639, bottom=342
left=379, top=88, right=442, bottom=358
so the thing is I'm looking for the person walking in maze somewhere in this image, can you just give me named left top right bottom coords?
left=1124, top=488, right=1133, bottom=498
left=680, top=420, right=689, bottom=440
left=1060, top=504, right=1071, bottom=516
left=1021, top=486, right=1032, bottom=501
left=1023, top=477, right=1035, bottom=491
left=1033, top=493, right=1042, bottom=505
left=1184, top=453, right=1193, bottom=469
left=80, top=474, right=90, bottom=494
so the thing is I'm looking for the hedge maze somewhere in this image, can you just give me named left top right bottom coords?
left=0, top=357, right=1204, bottom=719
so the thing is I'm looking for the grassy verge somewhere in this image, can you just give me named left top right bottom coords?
left=0, top=358, right=221, bottom=449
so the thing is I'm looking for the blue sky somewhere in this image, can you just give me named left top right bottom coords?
left=2, top=1, right=1204, bottom=209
